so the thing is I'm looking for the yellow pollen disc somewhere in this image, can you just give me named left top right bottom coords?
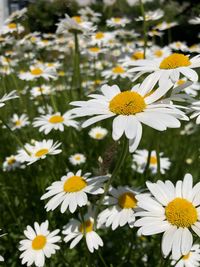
left=35, top=148, right=49, bottom=157
left=42, top=40, right=49, bottom=43
left=72, top=16, right=82, bottom=24
left=159, top=53, right=191, bottom=69
left=79, top=220, right=93, bottom=233
left=154, top=50, right=163, bottom=57
left=118, top=192, right=137, bottom=209
left=8, top=23, right=17, bottom=29
left=177, top=79, right=186, bottom=86
left=165, top=198, right=197, bottom=227
left=15, top=120, right=21, bottom=126
left=131, top=51, right=144, bottom=60
left=95, top=133, right=104, bottom=139
left=183, top=253, right=190, bottom=260
left=150, top=156, right=157, bottom=165
left=112, top=66, right=125, bottom=74
left=63, top=176, right=87, bottom=192
left=48, top=115, right=64, bottom=124
left=113, top=17, right=121, bottom=23
left=31, top=68, right=43, bottom=75
left=95, top=32, right=104, bottom=39
left=75, top=155, right=81, bottom=161
left=7, top=158, right=16, bottom=165
left=89, top=47, right=100, bottom=53
left=32, top=235, right=47, bottom=250
left=109, top=91, right=146, bottom=115
left=58, top=71, right=65, bottom=76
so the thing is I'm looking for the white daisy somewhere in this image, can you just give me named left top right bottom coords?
left=41, top=170, right=108, bottom=213
left=63, top=214, right=103, bottom=253
left=102, top=65, right=132, bottom=80
left=19, top=221, right=60, bottom=267
left=128, top=53, right=200, bottom=86
left=70, top=83, right=188, bottom=152
left=89, top=126, right=108, bottom=140
left=189, top=17, right=200, bottom=25
left=69, top=153, right=86, bottom=165
left=30, top=85, right=51, bottom=98
left=132, top=149, right=171, bottom=174
left=135, top=9, right=164, bottom=21
left=11, top=114, right=30, bottom=130
left=33, top=112, right=78, bottom=134
left=171, top=244, right=200, bottom=267
left=97, top=186, right=139, bottom=230
left=154, top=21, right=178, bottom=31
left=0, top=90, right=18, bottom=108
left=3, top=155, right=22, bottom=171
left=16, top=140, right=62, bottom=165
left=19, top=65, right=56, bottom=81
left=0, top=23, right=24, bottom=34
left=106, top=17, right=130, bottom=28
left=90, top=31, right=112, bottom=46
left=134, top=174, right=200, bottom=260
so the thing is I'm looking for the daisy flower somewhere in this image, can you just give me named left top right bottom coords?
left=132, top=149, right=171, bottom=174
left=70, top=83, right=188, bottom=152
left=106, top=17, right=130, bottom=28
left=3, top=155, right=22, bottom=171
left=171, top=244, right=200, bottom=267
left=0, top=90, right=18, bottom=108
left=90, top=31, right=112, bottom=46
left=11, top=114, right=30, bottom=130
left=97, top=186, right=139, bottom=230
left=135, top=9, right=164, bottom=21
left=63, top=214, right=103, bottom=253
left=134, top=174, right=200, bottom=260
left=30, top=85, right=51, bottom=98
left=19, top=65, right=56, bottom=81
left=154, top=21, right=178, bottom=31
left=169, top=42, right=188, bottom=52
left=102, top=65, right=132, bottom=80
left=69, top=153, right=86, bottom=165
left=33, top=112, right=78, bottom=134
left=89, top=126, right=108, bottom=140
left=0, top=23, right=24, bottom=34
left=19, top=221, right=60, bottom=267
left=128, top=53, right=200, bottom=86
left=41, top=170, right=108, bottom=213
left=189, top=17, right=200, bottom=25
left=56, top=14, right=95, bottom=35
left=16, top=140, right=62, bottom=165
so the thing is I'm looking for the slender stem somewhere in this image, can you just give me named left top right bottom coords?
left=0, top=117, right=30, bottom=155
left=98, top=251, right=108, bottom=267
left=94, top=138, right=129, bottom=228
left=156, top=141, right=161, bottom=178
left=50, top=93, right=58, bottom=112
left=139, top=0, right=147, bottom=58
left=73, top=32, right=82, bottom=98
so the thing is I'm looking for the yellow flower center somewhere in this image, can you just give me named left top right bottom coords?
left=48, top=115, right=64, bottom=124
left=109, top=91, right=146, bottom=115
left=182, top=253, right=190, bottom=260
left=150, top=156, right=157, bottom=165
left=165, top=198, right=197, bottom=227
left=15, top=120, right=21, bottom=126
left=177, top=79, right=186, bottom=86
left=75, top=155, right=81, bottom=161
left=112, top=66, right=125, bottom=74
left=72, top=16, right=82, bottom=24
left=58, top=71, right=65, bottom=76
left=118, top=192, right=137, bottom=209
left=63, top=176, right=87, bottom=192
left=79, top=220, right=93, bottom=233
left=7, top=158, right=16, bottom=165
left=95, top=133, right=104, bottom=139
left=8, top=23, right=17, bottom=29
left=35, top=148, right=49, bottom=157
left=131, top=51, right=144, bottom=60
left=31, top=68, right=43, bottom=76
left=32, top=235, right=47, bottom=250
left=159, top=53, right=191, bottom=69
left=154, top=50, right=163, bottom=57
left=89, top=47, right=100, bottom=53
left=95, top=32, right=104, bottom=39
left=113, top=17, right=121, bottom=23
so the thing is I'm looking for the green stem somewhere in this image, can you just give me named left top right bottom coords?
left=50, top=93, right=58, bottom=112
left=98, top=251, right=108, bottom=267
left=156, top=141, right=161, bottom=178
left=139, top=0, right=147, bottom=58
left=94, top=138, right=129, bottom=229
left=73, top=32, right=82, bottom=98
